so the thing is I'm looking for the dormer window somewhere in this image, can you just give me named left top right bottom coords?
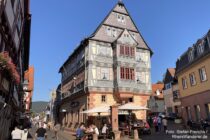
left=117, top=14, right=125, bottom=24
left=188, top=49, right=194, bottom=62
left=106, top=27, right=117, bottom=37
left=197, top=42, right=204, bottom=55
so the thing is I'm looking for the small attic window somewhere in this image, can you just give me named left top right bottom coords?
left=117, top=14, right=126, bottom=24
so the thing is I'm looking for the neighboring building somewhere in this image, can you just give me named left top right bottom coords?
left=148, top=83, right=164, bottom=113
left=54, top=84, right=62, bottom=124
left=0, top=0, right=31, bottom=139
left=163, top=68, right=181, bottom=115
left=59, top=1, right=152, bottom=128
left=23, top=66, right=34, bottom=113
left=176, top=30, right=210, bottom=122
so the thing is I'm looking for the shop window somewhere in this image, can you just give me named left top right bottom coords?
left=194, top=105, right=201, bottom=121
left=205, top=104, right=210, bottom=120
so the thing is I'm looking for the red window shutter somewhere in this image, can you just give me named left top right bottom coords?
left=126, top=68, right=130, bottom=79
left=120, top=45, right=124, bottom=55
left=131, top=48, right=135, bottom=57
left=120, top=67, right=124, bottom=79
left=130, top=69, right=135, bottom=80
left=125, top=46, right=129, bottom=56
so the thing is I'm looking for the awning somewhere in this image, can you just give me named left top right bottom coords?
left=81, top=105, right=110, bottom=114
left=118, top=103, right=150, bottom=111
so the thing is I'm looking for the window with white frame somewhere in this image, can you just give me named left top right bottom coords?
left=199, top=67, right=207, bottom=82
left=101, top=68, right=109, bottom=80
left=197, top=42, right=204, bottom=55
left=189, top=73, right=196, bottom=86
left=182, top=77, right=187, bottom=89
left=112, top=29, right=117, bottom=37
left=117, top=14, right=125, bottom=24
left=188, top=49, right=194, bottom=62
left=106, top=27, right=117, bottom=37
left=106, top=27, right=111, bottom=36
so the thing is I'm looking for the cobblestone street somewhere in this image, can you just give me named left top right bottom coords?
left=27, top=126, right=75, bottom=140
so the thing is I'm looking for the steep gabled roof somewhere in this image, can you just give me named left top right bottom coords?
left=89, top=1, right=153, bottom=54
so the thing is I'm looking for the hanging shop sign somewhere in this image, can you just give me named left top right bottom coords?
left=70, top=101, right=80, bottom=108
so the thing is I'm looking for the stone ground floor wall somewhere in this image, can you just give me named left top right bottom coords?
left=59, top=95, right=87, bottom=129
left=59, top=92, right=150, bottom=130
left=88, top=92, right=150, bottom=120
left=181, top=90, right=210, bottom=123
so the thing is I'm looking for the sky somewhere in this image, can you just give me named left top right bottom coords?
left=30, top=0, right=210, bottom=101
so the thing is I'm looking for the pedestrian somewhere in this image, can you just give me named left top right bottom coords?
left=76, top=123, right=85, bottom=140
left=157, top=116, right=162, bottom=132
left=102, top=123, right=108, bottom=140
left=162, top=117, right=168, bottom=133
left=54, top=123, right=60, bottom=140
left=11, top=126, right=23, bottom=140
left=35, top=123, right=47, bottom=140
left=92, top=124, right=99, bottom=135
left=21, top=129, right=28, bottom=140
left=153, top=116, right=158, bottom=132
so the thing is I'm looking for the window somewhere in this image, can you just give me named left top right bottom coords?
left=112, top=29, right=117, bottom=37
left=106, top=27, right=111, bottom=36
left=130, top=48, right=135, bottom=57
left=125, top=46, right=130, bottom=56
left=101, top=68, right=109, bottom=80
left=186, top=107, right=192, bottom=120
left=188, top=49, right=194, bottom=62
left=165, top=83, right=171, bottom=89
left=97, top=45, right=112, bottom=57
left=120, top=67, right=125, bottom=79
left=199, top=67, right=207, bottom=82
left=106, top=27, right=117, bottom=37
left=197, top=43, right=204, bottom=55
left=120, top=67, right=135, bottom=80
left=182, top=77, right=187, bottom=89
left=194, top=105, right=201, bottom=121
left=101, top=95, right=106, bottom=102
left=125, top=68, right=129, bottom=79
left=117, top=14, right=125, bottom=24
left=129, top=98, right=133, bottom=102
left=189, top=73, right=196, bottom=86
left=130, top=69, right=135, bottom=80
left=205, top=103, right=210, bottom=119
left=120, top=45, right=135, bottom=57
left=120, top=45, right=125, bottom=55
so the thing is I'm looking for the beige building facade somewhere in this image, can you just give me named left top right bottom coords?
left=176, top=30, right=210, bottom=122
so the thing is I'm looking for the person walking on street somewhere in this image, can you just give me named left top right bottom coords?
left=54, top=123, right=60, bottom=140
left=102, top=123, right=108, bottom=140
left=35, top=123, right=47, bottom=140
left=157, top=116, right=162, bottom=132
left=21, top=129, right=28, bottom=140
left=162, top=117, right=168, bottom=133
left=153, top=116, right=158, bottom=132
left=11, top=126, right=23, bottom=140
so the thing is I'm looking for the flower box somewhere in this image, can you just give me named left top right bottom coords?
left=0, top=51, right=20, bottom=85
